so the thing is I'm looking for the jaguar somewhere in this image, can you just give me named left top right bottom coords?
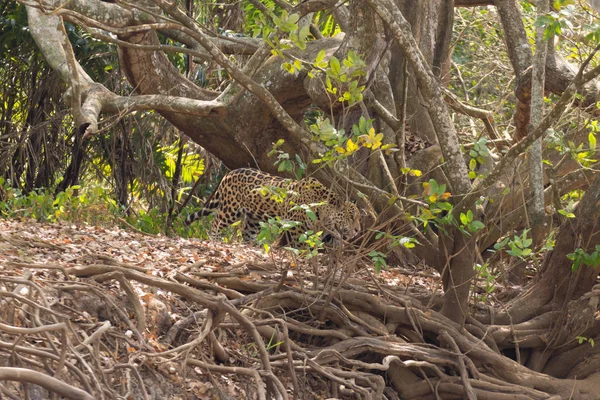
left=185, top=168, right=360, bottom=246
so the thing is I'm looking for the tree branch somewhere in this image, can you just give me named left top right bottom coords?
left=443, top=90, right=500, bottom=140
left=152, top=0, right=322, bottom=155
left=455, top=45, right=600, bottom=217
left=24, top=5, right=226, bottom=137
left=364, top=0, right=472, bottom=197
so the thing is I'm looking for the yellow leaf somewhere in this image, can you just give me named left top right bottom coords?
left=345, top=138, right=359, bottom=154
left=372, top=133, right=384, bottom=150
left=360, top=127, right=384, bottom=150
left=335, top=146, right=345, bottom=154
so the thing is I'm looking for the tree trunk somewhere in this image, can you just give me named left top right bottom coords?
left=495, top=174, right=600, bottom=325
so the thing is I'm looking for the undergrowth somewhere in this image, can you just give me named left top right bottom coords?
left=0, top=177, right=209, bottom=238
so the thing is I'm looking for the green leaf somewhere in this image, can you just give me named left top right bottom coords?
left=471, top=221, right=485, bottom=230
left=558, top=209, right=576, bottom=218
left=534, top=15, right=554, bottom=27
left=509, top=248, right=522, bottom=257
left=299, top=25, right=310, bottom=41
left=437, top=202, right=453, bottom=211
left=287, top=13, right=299, bottom=24
left=469, top=158, right=478, bottom=171
left=329, top=56, right=341, bottom=75
left=460, top=213, right=469, bottom=225
left=315, top=49, right=325, bottom=63
left=278, top=160, right=293, bottom=172
left=495, top=237, right=509, bottom=250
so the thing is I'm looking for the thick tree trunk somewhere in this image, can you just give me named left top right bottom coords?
left=118, top=26, right=334, bottom=173
left=366, top=0, right=476, bottom=324
left=494, top=174, right=600, bottom=325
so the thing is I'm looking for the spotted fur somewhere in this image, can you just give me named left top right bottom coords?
left=185, top=168, right=360, bottom=245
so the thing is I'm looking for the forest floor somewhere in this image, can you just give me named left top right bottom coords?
left=0, top=218, right=441, bottom=399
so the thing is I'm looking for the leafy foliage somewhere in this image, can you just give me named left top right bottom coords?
left=468, top=137, right=490, bottom=180
left=494, top=230, right=533, bottom=259
left=567, top=245, right=600, bottom=271
left=474, top=262, right=498, bottom=302
left=0, top=176, right=210, bottom=236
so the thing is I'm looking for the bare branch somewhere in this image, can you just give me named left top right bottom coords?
left=364, top=0, right=472, bottom=196
left=455, top=46, right=600, bottom=217
left=152, top=0, right=322, bottom=154
left=443, top=90, right=500, bottom=140
left=0, top=368, right=94, bottom=400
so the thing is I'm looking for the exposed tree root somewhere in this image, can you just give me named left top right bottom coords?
left=0, top=238, right=599, bottom=400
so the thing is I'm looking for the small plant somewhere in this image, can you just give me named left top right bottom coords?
left=297, top=230, right=325, bottom=258
left=0, top=176, right=218, bottom=236
left=467, top=137, right=490, bottom=180
left=576, top=336, right=595, bottom=347
left=541, top=231, right=556, bottom=252
left=375, top=231, right=418, bottom=249
left=256, top=184, right=292, bottom=203
left=474, top=262, right=498, bottom=302
left=290, top=202, right=325, bottom=223
left=134, top=208, right=169, bottom=235
left=159, top=139, right=205, bottom=185
left=266, top=333, right=285, bottom=352
left=257, top=217, right=302, bottom=252
left=317, top=50, right=367, bottom=106
left=267, top=139, right=306, bottom=179
left=0, top=180, right=119, bottom=225
left=557, top=200, right=577, bottom=219
left=417, top=179, right=454, bottom=231
left=534, top=2, right=575, bottom=40
left=368, top=251, right=387, bottom=273
left=567, top=245, right=600, bottom=271
left=544, top=124, right=598, bottom=169
left=459, top=209, right=485, bottom=234
left=221, top=220, right=244, bottom=243
left=256, top=209, right=325, bottom=257
left=400, top=167, right=423, bottom=178
left=494, top=229, right=533, bottom=259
